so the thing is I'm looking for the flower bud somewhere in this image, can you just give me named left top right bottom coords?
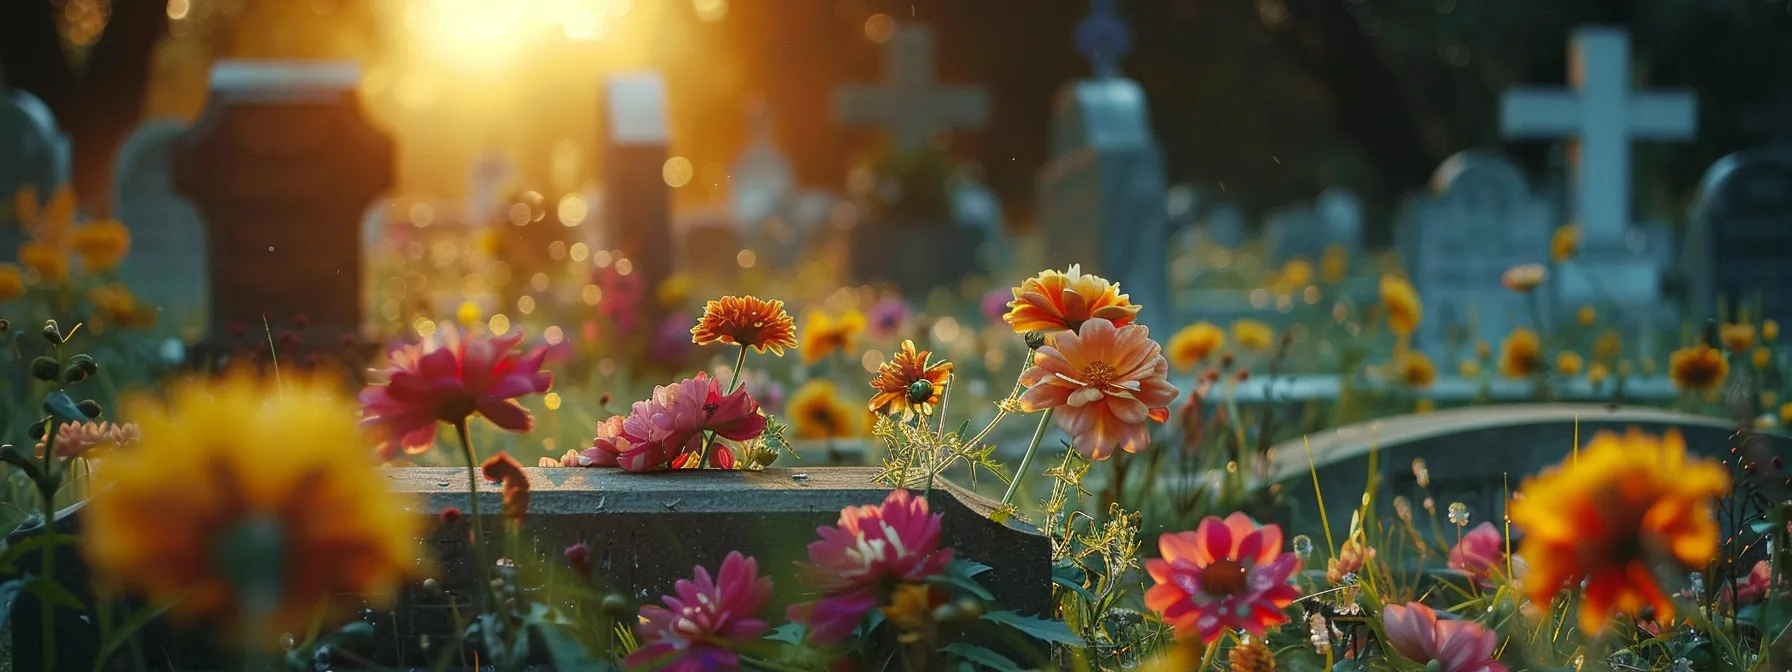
left=1024, top=331, right=1049, bottom=350
left=29, top=357, right=60, bottom=382
left=76, top=400, right=101, bottom=419
left=601, top=593, right=632, bottom=618
left=41, top=320, right=60, bottom=344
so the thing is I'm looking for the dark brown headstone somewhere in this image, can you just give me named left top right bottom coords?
left=174, top=61, right=393, bottom=344
left=599, top=74, right=673, bottom=322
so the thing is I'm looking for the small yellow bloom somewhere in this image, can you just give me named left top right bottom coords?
left=1587, top=362, right=1609, bottom=387
left=1641, top=358, right=1657, bottom=376
left=1502, top=264, right=1548, bottom=293
left=879, top=582, right=940, bottom=643
left=1755, top=347, right=1774, bottom=370
left=788, top=380, right=861, bottom=439
left=1722, top=323, right=1758, bottom=352
left=1396, top=350, right=1437, bottom=389
left=1668, top=345, right=1729, bottom=392
left=656, top=274, right=693, bottom=308
left=1780, top=402, right=1792, bottom=426
left=0, top=264, right=23, bottom=302
left=1415, top=398, right=1436, bottom=414
left=1167, top=322, right=1226, bottom=370
left=1765, top=319, right=1780, bottom=342
left=1594, top=330, right=1623, bottom=363
left=1498, top=328, right=1544, bottom=379
left=1230, top=319, right=1275, bottom=351
left=1763, top=390, right=1778, bottom=409
left=1273, top=258, right=1314, bottom=294
left=1551, top=224, right=1580, bottom=263
left=456, top=300, right=481, bottom=327
left=1379, top=274, right=1422, bottom=337
left=1555, top=351, right=1584, bottom=376
left=18, top=241, right=67, bottom=284
left=1577, top=305, right=1596, bottom=327
left=1320, top=244, right=1349, bottom=284
left=800, top=309, right=867, bottom=366
left=1458, top=359, right=1482, bottom=377
left=71, top=219, right=131, bottom=273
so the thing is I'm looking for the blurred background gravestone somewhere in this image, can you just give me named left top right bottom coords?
left=598, top=72, right=674, bottom=323
left=1687, top=147, right=1792, bottom=328
left=0, top=88, right=72, bottom=257
left=112, top=118, right=208, bottom=338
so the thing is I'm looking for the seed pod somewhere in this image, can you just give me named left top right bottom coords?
left=29, top=357, right=60, bottom=382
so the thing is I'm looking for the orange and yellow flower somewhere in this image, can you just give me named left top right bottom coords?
left=1498, top=328, right=1543, bottom=379
left=1380, top=274, right=1422, bottom=337
left=1721, top=323, right=1757, bottom=352
left=1594, top=330, right=1622, bottom=363
left=1551, top=225, right=1580, bottom=263
left=1766, top=319, right=1781, bottom=342
left=1166, top=322, right=1225, bottom=371
left=1668, top=345, right=1729, bottom=392
left=1395, top=350, right=1437, bottom=389
left=800, top=309, right=866, bottom=365
left=1003, top=264, right=1140, bottom=335
left=1509, top=429, right=1729, bottom=632
left=71, top=219, right=131, bottom=273
left=1018, top=318, right=1178, bottom=461
left=18, top=241, right=67, bottom=284
left=1231, top=319, right=1275, bottom=352
left=1320, top=244, right=1349, bottom=284
left=690, top=296, right=798, bottom=355
left=789, top=380, right=861, bottom=439
left=1502, top=264, right=1547, bottom=293
left=0, top=264, right=23, bottom=302
left=1555, top=351, right=1584, bottom=377
left=1577, top=305, right=1597, bottom=327
left=868, top=340, right=953, bottom=419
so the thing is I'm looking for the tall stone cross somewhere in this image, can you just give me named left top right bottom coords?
left=1500, top=27, right=1697, bottom=245
left=1075, top=0, right=1132, bottom=79
left=832, top=25, right=990, bottom=151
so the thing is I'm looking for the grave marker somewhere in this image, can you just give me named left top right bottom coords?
left=599, top=73, right=674, bottom=318
left=730, top=96, right=793, bottom=232
left=112, top=119, right=209, bottom=335
left=832, top=25, right=991, bottom=152
left=0, top=89, right=71, bottom=256
left=1687, top=147, right=1792, bottom=327
left=1205, top=202, right=1247, bottom=249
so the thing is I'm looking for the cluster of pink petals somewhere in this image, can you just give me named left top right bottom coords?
left=36, top=421, right=140, bottom=460
left=583, top=372, right=767, bottom=471
left=1018, top=318, right=1179, bottom=461
left=788, top=489, right=955, bottom=644
left=1448, top=522, right=1506, bottom=585
left=628, top=551, right=773, bottom=672
left=1143, top=513, right=1300, bottom=643
left=360, top=328, right=552, bottom=461
left=1720, top=559, right=1774, bottom=607
left=1382, top=602, right=1508, bottom=672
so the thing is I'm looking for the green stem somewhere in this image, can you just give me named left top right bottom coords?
left=454, top=421, right=493, bottom=612
left=921, top=374, right=954, bottom=497
left=1000, top=409, right=1055, bottom=508
left=696, top=345, right=752, bottom=469
left=39, top=414, right=56, bottom=672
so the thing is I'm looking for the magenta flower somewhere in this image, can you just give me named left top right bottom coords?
left=583, top=372, right=767, bottom=471
left=360, top=327, right=553, bottom=461
left=648, top=312, right=695, bottom=366
left=981, top=288, right=1010, bottom=325
left=597, top=266, right=646, bottom=335
left=1382, top=602, right=1508, bottom=672
left=1448, top=522, right=1505, bottom=585
left=627, top=551, right=773, bottom=672
left=867, top=297, right=910, bottom=339
left=1144, top=513, right=1301, bottom=643
left=788, top=489, right=955, bottom=644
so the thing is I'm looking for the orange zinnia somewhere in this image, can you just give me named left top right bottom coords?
left=1379, top=274, right=1422, bottom=337
left=800, top=309, right=866, bottom=366
left=1509, top=429, right=1729, bottom=632
left=1668, top=345, right=1728, bottom=392
left=1003, top=264, right=1140, bottom=335
left=1018, top=318, right=1178, bottom=460
left=690, top=296, right=798, bottom=355
left=868, top=340, right=953, bottom=419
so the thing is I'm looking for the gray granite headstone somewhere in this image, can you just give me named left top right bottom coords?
left=1401, top=151, right=1553, bottom=356
left=1261, top=203, right=1321, bottom=265
left=952, top=167, right=1010, bottom=273
left=677, top=207, right=743, bottom=282
left=831, top=25, right=991, bottom=152
left=0, top=89, right=71, bottom=255
left=1315, top=187, right=1365, bottom=257
left=730, top=97, right=793, bottom=232
left=599, top=73, right=674, bottom=322
left=1687, top=147, right=1792, bottom=327
left=112, top=119, right=209, bottom=335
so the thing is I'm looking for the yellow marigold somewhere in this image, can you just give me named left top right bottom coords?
left=1003, top=264, right=1140, bottom=334
left=1396, top=350, right=1437, bottom=389
left=1510, top=429, right=1729, bottom=632
left=84, top=375, right=424, bottom=640
left=880, top=582, right=941, bottom=644
left=789, top=380, right=861, bottom=439
left=1379, top=274, right=1422, bottom=337
left=1766, top=319, right=1780, bottom=342
left=1577, top=305, right=1596, bottom=327
left=1231, top=319, right=1275, bottom=351
left=868, top=340, right=952, bottom=419
left=1762, top=390, right=1778, bottom=409
left=1551, top=224, right=1580, bottom=263
left=1227, top=637, right=1276, bottom=672
left=656, top=274, right=693, bottom=308
left=1415, top=398, right=1436, bottom=414
left=1593, top=330, right=1622, bottom=363
left=1668, top=345, right=1728, bottom=393
left=1556, top=351, right=1584, bottom=376
left=1498, top=327, right=1544, bottom=379
left=1781, top=402, right=1792, bottom=426
left=71, top=219, right=131, bottom=273
left=800, top=309, right=866, bottom=366
left=18, top=241, right=67, bottom=284
left=1502, top=264, right=1547, bottom=293
left=1273, top=258, right=1314, bottom=294
left=1755, top=347, right=1773, bottom=370
left=1722, top=323, right=1757, bottom=352
left=1167, top=322, right=1225, bottom=370
left=1588, top=362, right=1609, bottom=387
left=1320, top=244, right=1349, bottom=284
left=0, top=264, right=23, bottom=302
left=690, top=296, right=798, bottom=355
left=1459, top=359, right=1482, bottom=377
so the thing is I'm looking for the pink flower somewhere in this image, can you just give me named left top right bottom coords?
left=1018, top=318, right=1179, bottom=460
left=1448, top=522, right=1505, bottom=584
left=360, top=327, right=553, bottom=461
left=583, top=372, right=767, bottom=471
left=1737, top=560, right=1773, bottom=606
left=1143, top=513, right=1300, bottom=643
left=788, top=489, right=954, bottom=644
left=867, top=297, right=909, bottom=339
left=648, top=312, right=694, bottom=366
left=980, top=289, right=1010, bottom=325
left=597, top=266, right=645, bottom=335
left=1381, top=602, right=1508, bottom=672
left=35, top=421, right=140, bottom=459
left=627, top=551, right=773, bottom=672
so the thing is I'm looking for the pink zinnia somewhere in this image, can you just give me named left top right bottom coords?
left=1448, top=522, right=1505, bottom=585
left=1144, top=513, right=1300, bottom=643
left=627, top=551, right=773, bottom=672
left=583, top=372, right=767, bottom=471
left=1381, top=602, right=1508, bottom=672
left=597, top=265, right=646, bottom=336
left=788, top=489, right=955, bottom=644
left=1018, top=317, right=1179, bottom=460
left=360, top=327, right=553, bottom=461
left=980, top=288, right=1010, bottom=325
left=867, top=297, right=909, bottom=339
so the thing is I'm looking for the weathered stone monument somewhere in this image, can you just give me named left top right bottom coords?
left=113, top=119, right=209, bottom=336
left=1264, top=189, right=1364, bottom=266
left=1687, top=147, right=1792, bottom=327
left=599, top=73, right=674, bottom=315
left=0, top=88, right=72, bottom=256
left=174, top=61, right=394, bottom=345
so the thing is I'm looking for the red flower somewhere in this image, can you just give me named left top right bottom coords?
left=479, top=452, right=531, bottom=523
left=788, top=490, right=954, bottom=644
left=628, top=552, right=773, bottom=672
left=1144, top=513, right=1300, bottom=643
left=1382, top=602, right=1507, bottom=672
left=583, top=373, right=766, bottom=472
left=565, top=542, right=591, bottom=581
left=360, top=327, right=553, bottom=461
left=1448, top=522, right=1505, bottom=585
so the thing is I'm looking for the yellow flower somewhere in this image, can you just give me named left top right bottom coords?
left=1167, top=322, right=1225, bottom=370
left=1379, top=274, right=1422, bottom=337
left=1755, top=347, right=1773, bottom=370
left=1231, top=319, right=1275, bottom=351
left=1577, top=305, right=1596, bottom=327
left=1668, top=345, right=1729, bottom=393
left=1588, top=362, right=1609, bottom=387
left=456, top=300, right=481, bottom=327
left=1555, top=351, right=1584, bottom=376
left=84, top=375, right=424, bottom=640
left=879, top=582, right=941, bottom=643
left=1003, top=264, right=1140, bottom=334
left=1594, top=330, right=1622, bottom=363
left=691, top=296, right=798, bottom=355
left=1510, top=429, right=1728, bottom=632
left=88, top=284, right=151, bottom=328
left=1459, top=359, right=1482, bottom=377
left=1722, top=323, right=1757, bottom=352
left=1762, top=390, right=1778, bottom=409
left=71, top=219, right=131, bottom=273
left=1502, top=264, right=1548, bottom=293
left=656, top=274, right=693, bottom=308
left=1551, top=224, right=1580, bottom=263
left=1641, top=358, right=1657, bottom=376
left=1396, top=350, right=1437, bottom=389
left=1415, top=398, right=1436, bottom=414
left=868, top=340, right=952, bottom=419
left=788, top=380, right=861, bottom=439
left=1498, top=328, right=1544, bottom=379
left=1273, top=258, right=1314, bottom=294
left=1766, top=319, right=1780, bottom=342
left=1781, top=402, right=1792, bottom=426
left=800, top=309, right=866, bottom=366
left=1227, top=637, right=1276, bottom=672
left=1136, top=638, right=1205, bottom=672
left=1320, top=244, right=1349, bottom=284
left=18, top=241, right=67, bottom=284
left=0, top=264, right=23, bottom=302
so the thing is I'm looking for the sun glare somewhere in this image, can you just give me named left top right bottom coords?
left=408, top=0, right=627, bottom=69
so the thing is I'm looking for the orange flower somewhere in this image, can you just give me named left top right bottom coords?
left=868, top=340, right=952, bottom=419
left=1577, top=305, right=1596, bottom=327
left=18, top=241, right=67, bottom=284
left=1320, top=244, right=1349, bottom=284
left=1509, top=429, right=1729, bottom=632
left=1721, top=323, right=1757, bottom=352
left=1498, top=328, right=1543, bottom=379
left=71, top=219, right=131, bottom=273
left=1555, top=351, right=1584, bottom=376
left=1326, top=534, right=1376, bottom=585
left=1003, top=264, right=1140, bottom=334
left=1231, top=319, right=1275, bottom=351
left=1018, top=318, right=1179, bottom=461
left=1166, top=322, right=1225, bottom=371
left=1593, top=330, right=1622, bottom=363
left=1668, top=345, right=1728, bottom=392
left=690, top=296, right=798, bottom=355
left=1395, top=350, right=1436, bottom=389
left=0, top=264, right=23, bottom=302
left=789, top=380, right=861, bottom=439
left=799, top=309, right=866, bottom=366
left=1502, top=264, right=1547, bottom=293
left=1379, top=274, right=1422, bottom=337
left=480, top=452, right=531, bottom=524
left=1766, top=319, right=1781, bottom=341
left=1551, top=225, right=1580, bottom=263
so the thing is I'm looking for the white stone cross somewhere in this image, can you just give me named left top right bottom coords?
left=832, top=25, right=990, bottom=151
left=1500, top=27, right=1696, bottom=245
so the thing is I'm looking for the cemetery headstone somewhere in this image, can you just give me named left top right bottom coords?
left=951, top=164, right=1011, bottom=273
left=676, top=207, right=744, bottom=282
left=1165, top=183, right=1203, bottom=241
left=832, top=25, right=991, bottom=152
left=173, top=60, right=393, bottom=345
left=730, top=95, right=793, bottom=232
left=0, top=89, right=72, bottom=256
left=1261, top=202, right=1322, bottom=265
left=599, top=73, right=675, bottom=317
left=112, top=119, right=209, bottom=335
left=1687, top=146, right=1792, bottom=328
left=1315, top=187, right=1365, bottom=256
left=1205, top=202, right=1247, bottom=249
left=1402, top=151, right=1553, bottom=356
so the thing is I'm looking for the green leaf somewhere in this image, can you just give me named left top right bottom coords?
left=940, top=643, right=1023, bottom=672
left=536, top=621, right=612, bottom=671
left=42, top=391, right=83, bottom=423
left=952, top=558, right=992, bottom=578
left=95, top=598, right=180, bottom=668
left=980, top=610, right=1085, bottom=646
left=927, top=567, right=995, bottom=602
left=22, top=575, right=83, bottom=610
